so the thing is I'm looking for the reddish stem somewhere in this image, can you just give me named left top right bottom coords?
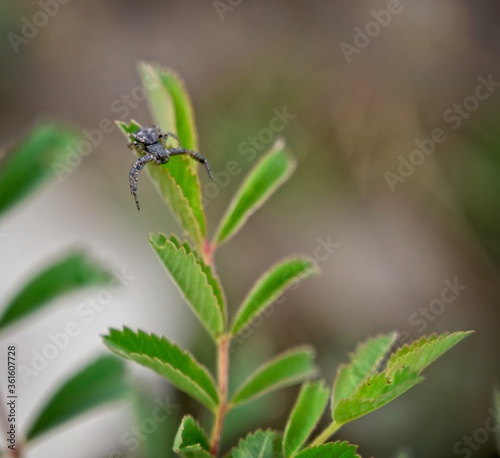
left=202, top=239, right=215, bottom=266
left=210, top=335, right=230, bottom=456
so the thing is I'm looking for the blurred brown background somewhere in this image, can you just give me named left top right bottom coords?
left=0, top=1, right=499, bottom=457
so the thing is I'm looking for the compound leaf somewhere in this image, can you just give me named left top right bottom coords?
left=295, top=442, right=361, bottom=458
left=0, top=251, right=112, bottom=330
left=231, top=347, right=317, bottom=407
left=283, top=380, right=330, bottom=457
left=331, top=331, right=472, bottom=425
left=26, top=355, right=128, bottom=441
left=231, top=430, right=281, bottom=458
left=332, top=333, right=398, bottom=406
left=230, top=258, right=317, bottom=337
left=0, top=123, right=80, bottom=216
left=149, top=233, right=225, bottom=338
left=103, top=328, right=219, bottom=411
left=214, top=139, right=296, bottom=246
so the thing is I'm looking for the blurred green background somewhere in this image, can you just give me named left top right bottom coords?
left=0, top=1, right=499, bottom=457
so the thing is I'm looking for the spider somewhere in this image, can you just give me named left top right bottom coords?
left=127, top=125, right=213, bottom=210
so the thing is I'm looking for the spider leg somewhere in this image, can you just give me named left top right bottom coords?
left=129, top=140, right=146, bottom=153
left=167, top=147, right=213, bottom=179
left=129, top=153, right=155, bottom=210
left=159, top=130, right=181, bottom=146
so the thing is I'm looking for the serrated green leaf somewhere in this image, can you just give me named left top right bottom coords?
left=174, top=415, right=210, bottom=453
left=149, top=233, right=225, bottom=338
left=0, top=251, right=112, bottom=330
left=137, top=62, right=206, bottom=241
left=155, top=67, right=206, bottom=236
left=295, top=441, right=361, bottom=458
left=333, top=368, right=423, bottom=424
left=116, top=120, right=141, bottom=137
left=214, top=139, right=296, bottom=246
left=117, top=120, right=204, bottom=247
left=332, top=333, right=398, bottom=406
left=283, top=380, right=330, bottom=457
left=231, top=347, right=317, bottom=407
left=386, top=331, right=473, bottom=376
left=103, top=328, right=219, bottom=410
left=137, top=64, right=176, bottom=138
left=170, top=236, right=226, bottom=322
left=329, top=331, right=471, bottom=425
left=158, top=70, right=199, bottom=151
left=231, top=258, right=317, bottom=337
left=26, top=356, right=128, bottom=441
left=0, top=123, right=80, bottom=216
left=231, top=430, right=281, bottom=458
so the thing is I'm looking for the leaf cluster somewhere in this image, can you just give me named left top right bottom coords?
left=102, top=63, right=473, bottom=457
left=0, top=63, right=473, bottom=458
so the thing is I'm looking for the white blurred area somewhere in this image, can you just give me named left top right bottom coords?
left=0, top=160, right=186, bottom=457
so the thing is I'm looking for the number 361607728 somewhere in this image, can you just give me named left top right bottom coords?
left=7, top=346, right=16, bottom=392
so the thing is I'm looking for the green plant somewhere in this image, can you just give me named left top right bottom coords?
left=0, top=124, right=130, bottom=457
left=104, top=62, right=472, bottom=457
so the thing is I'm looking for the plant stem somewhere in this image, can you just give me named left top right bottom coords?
left=309, top=421, right=342, bottom=447
left=202, top=239, right=215, bottom=266
left=210, top=334, right=230, bottom=457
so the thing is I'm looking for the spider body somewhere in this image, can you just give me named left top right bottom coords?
left=127, top=126, right=212, bottom=210
left=133, top=126, right=160, bottom=146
